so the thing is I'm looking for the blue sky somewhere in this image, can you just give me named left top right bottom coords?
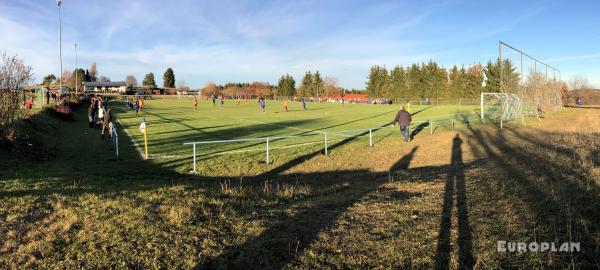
left=2, top=0, right=600, bottom=89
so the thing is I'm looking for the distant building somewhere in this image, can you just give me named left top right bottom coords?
left=82, top=81, right=127, bottom=93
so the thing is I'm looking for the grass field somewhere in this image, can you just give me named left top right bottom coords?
left=113, top=97, right=479, bottom=176
left=1, top=100, right=599, bottom=269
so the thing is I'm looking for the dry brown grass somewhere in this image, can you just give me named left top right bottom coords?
left=1, top=107, right=599, bottom=269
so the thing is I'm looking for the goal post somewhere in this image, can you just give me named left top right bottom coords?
left=481, top=92, right=523, bottom=125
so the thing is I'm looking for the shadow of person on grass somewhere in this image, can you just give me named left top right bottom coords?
left=194, top=147, right=420, bottom=270
left=410, top=121, right=430, bottom=139
left=462, top=124, right=600, bottom=268
left=434, top=134, right=474, bottom=270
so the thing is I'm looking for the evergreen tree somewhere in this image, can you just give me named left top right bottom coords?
left=313, top=71, right=324, bottom=97
left=163, top=68, right=175, bottom=88
left=407, top=64, right=422, bottom=99
left=42, top=74, right=56, bottom=85
left=277, top=74, right=296, bottom=97
left=484, top=59, right=519, bottom=93
left=448, top=65, right=461, bottom=98
left=299, top=71, right=313, bottom=97
left=464, top=64, right=484, bottom=97
left=365, top=66, right=388, bottom=98
left=388, top=66, right=406, bottom=101
left=143, top=72, right=157, bottom=88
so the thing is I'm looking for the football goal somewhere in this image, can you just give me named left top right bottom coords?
left=480, top=92, right=523, bottom=126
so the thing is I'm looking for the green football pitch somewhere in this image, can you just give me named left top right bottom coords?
left=111, top=97, right=478, bottom=175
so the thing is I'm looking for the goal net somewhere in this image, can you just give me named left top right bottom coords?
left=498, top=41, right=563, bottom=120
left=480, top=92, right=523, bottom=122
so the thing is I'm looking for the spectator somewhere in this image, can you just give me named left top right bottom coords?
left=97, top=102, right=105, bottom=125
left=88, top=102, right=95, bottom=128
left=101, top=108, right=113, bottom=139
left=393, top=105, right=412, bottom=142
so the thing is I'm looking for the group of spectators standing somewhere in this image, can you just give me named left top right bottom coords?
left=88, top=95, right=113, bottom=139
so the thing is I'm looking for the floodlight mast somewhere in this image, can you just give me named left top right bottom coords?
left=57, top=0, right=63, bottom=93
left=74, top=43, right=78, bottom=94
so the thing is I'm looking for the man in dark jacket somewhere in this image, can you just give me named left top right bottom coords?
left=393, top=106, right=412, bottom=142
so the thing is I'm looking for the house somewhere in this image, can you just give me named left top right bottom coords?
left=82, top=81, right=127, bottom=93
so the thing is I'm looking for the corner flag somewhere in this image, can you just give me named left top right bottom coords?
left=139, top=117, right=146, bottom=133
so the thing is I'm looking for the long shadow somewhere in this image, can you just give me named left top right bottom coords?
left=464, top=124, right=600, bottom=268
left=434, top=134, right=474, bottom=270
left=194, top=148, right=419, bottom=270
left=410, top=122, right=430, bottom=139
left=390, top=147, right=418, bottom=172
left=410, top=105, right=433, bottom=117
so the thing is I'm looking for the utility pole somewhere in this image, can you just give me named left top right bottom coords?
left=57, top=0, right=63, bottom=93
left=74, top=43, right=78, bottom=94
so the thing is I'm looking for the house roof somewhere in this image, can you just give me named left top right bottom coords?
left=82, top=81, right=126, bottom=87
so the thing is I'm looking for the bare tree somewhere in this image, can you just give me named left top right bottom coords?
left=323, top=76, right=341, bottom=97
left=61, top=69, right=72, bottom=88
left=569, top=74, right=590, bottom=91
left=89, top=63, right=98, bottom=82
left=176, top=80, right=190, bottom=91
left=202, top=81, right=218, bottom=97
left=125, top=75, right=137, bottom=87
left=0, top=52, right=33, bottom=143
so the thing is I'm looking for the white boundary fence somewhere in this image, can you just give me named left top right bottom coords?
left=183, top=114, right=479, bottom=174
left=111, top=124, right=119, bottom=160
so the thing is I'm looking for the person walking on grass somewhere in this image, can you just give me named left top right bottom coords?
left=393, top=105, right=412, bottom=142
left=211, top=95, right=216, bottom=107
left=301, top=98, right=307, bottom=110
left=219, top=96, right=224, bottom=108
left=258, top=98, right=266, bottom=112
left=237, top=97, right=241, bottom=106
left=405, top=100, right=411, bottom=113
left=101, top=108, right=113, bottom=139
left=284, top=98, right=289, bottom=112
left=193, top=96, right=198, bottom=111
left=134, top=98, right=140, bottom=115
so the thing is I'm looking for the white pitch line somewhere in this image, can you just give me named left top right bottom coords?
left=114, top=118, right=146, bottom=159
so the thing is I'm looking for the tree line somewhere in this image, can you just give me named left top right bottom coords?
left=365, top=59, right=520, bottom=100
left=127, top=67, right=176, bottom=89
left=42, top=62, right=101, bottom=89
left=41, top=65, right=178, bottom=90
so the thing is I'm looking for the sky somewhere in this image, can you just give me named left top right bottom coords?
left=2, top=0, right=600, bottom=89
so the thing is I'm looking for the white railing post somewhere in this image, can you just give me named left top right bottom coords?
left=369, top=128, right=373, bottom=147
left=324, top=132, right=328, bottom=155
left=115, top=133, right=119, bottom=160
left=266, top=137, right=270, bottom=164
left=480, top=92, right=484, bottom=119
left=430, top=121, right=433, bottom=135
left=193, top=143, right=197, bottom=174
